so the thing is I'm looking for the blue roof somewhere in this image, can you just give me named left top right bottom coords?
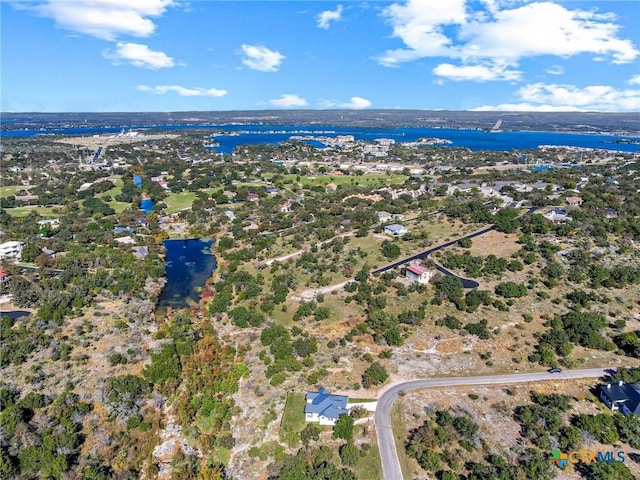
left=305, top=389, right=348, bottom=420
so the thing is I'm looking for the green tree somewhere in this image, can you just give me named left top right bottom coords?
left=300, top=423, right=321, bottom=445
left=339, top=442, right=359, bottom=466
left=381, top=240, right=401, bottom=259
left=582, top=461, right=635, bottom=480
left=434, top=276, right=464, bottom=307
left=362, top=362, right=389, bottom=388
left=20, top=243, right=41, bottom=263
left=333, top=414, right=355, bottom=442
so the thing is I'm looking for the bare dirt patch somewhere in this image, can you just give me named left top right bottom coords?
left=434, top=336, right=464, bottom=354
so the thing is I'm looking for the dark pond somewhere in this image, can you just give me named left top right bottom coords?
left=0, top=310, right=31, bottom=320
left=157, top=239, right=217, bottom=310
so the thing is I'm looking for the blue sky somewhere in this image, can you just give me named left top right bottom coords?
left=2, top=0, right=639, bottom=112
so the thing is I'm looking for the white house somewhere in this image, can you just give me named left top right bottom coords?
left=114, top=236, right=136, bottom=245
left=405, top=265, right=435, bottom=284
left=37, top=218, right=60, bottom=227
left=304, top=388, right=349, bottom=426
left=377, top=211, right=394, bottom=223
left=384, top=224, right=407, bottom=237
left=0, top=241, right=24, bottom=260
left=600, top=381, right=640, bottom=415
left=543, top=209, right=572, bottom=223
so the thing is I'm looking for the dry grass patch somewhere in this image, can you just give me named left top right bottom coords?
left=434, top=336, right=464, bottom=354
left=463, top=230, right=522, bottom=258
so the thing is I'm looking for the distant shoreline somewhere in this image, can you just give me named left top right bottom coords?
left=2, top=109, right=639, bottom=137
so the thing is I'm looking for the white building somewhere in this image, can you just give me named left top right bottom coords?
left=0, top=241, right=24, bottom=260
left=305, top=388, right=349, bottom=426
left=384, top=224, right=407, bottom=237
left=405, top=264, right=435, bottom=284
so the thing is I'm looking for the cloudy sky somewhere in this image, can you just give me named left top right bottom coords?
left=2, top=0, right=639, bottom=112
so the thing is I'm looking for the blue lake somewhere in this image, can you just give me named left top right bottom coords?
left=158, top=239, right=217, bottom=310
left=3, top=124, right=639, bottom=153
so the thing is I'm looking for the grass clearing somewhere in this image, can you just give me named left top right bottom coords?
left=347, top=398, right=377, bottom=403
left=299, top=174, right=410, bottom=188
left=272, top=173, right=411, bottom=189
left=0, top=185, right=33, bottom=197
left=391, top=400, right=415, bottom=480
left=351, top=429, right=383, bottom=480
left=4, top=205, right=60, bottom=218
left=107, top=201, right=132, bottom=213
left=164, top=191, right=197, bottom=213
left=280, top=392, right=306, bottom=439
left=98, top=176, right=124, bottom=198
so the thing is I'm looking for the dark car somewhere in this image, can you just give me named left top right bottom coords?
left=548, top=367, right=562, bottom=373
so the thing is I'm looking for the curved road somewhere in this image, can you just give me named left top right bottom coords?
left=375, top=368, right=611, bottom=480
left=372, top=207, right=537, bottom=288
left=371, top=225, right=495, bottom=288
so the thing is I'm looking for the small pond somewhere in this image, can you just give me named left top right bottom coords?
left=157, top=239, right=217, bottom=310
left=140, top=198, right=154, bottom=214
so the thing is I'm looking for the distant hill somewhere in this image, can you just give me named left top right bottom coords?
left=2, top=109, right=639, bottom=134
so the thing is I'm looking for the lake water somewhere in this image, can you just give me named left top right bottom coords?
left=157, top=239, right=217, bottom=310
left=3, top=124, right=639, bottom=153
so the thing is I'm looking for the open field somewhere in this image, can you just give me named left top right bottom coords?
left=391, top=402, right=415, bottom=480
left=460, top=229, right=522, bottom=258
left=163, top=191, right=198, bottom=213
left=278, top=173, right=410, bottom=188
left=4, top=205, right=61, bottom=218
left=351, top=426, right=383, bottom=480
left=98, top=176, right=124, bottom=198
left=279, top=392, right=306, bottom=441
left=0, top=185, right=34, bottom=197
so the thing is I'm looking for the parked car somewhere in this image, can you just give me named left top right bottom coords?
left=548, top=367, right=562, bottom=373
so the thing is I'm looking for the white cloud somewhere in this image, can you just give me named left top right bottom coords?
left=474, top=82, right=640, bottom=112
left=317, top=5, right=343, bottom=29
left=268, top=94, right=308, bottom=108
left=545, top=65, right=564, bottom=76
left=241, top=44, right=285, bottom=72
left=472, top=103, right=582, bottom=112
left=340, top=97, right=372, bottom=109
left=433, top=63, right=521, bottom=82
left=377, top=0, right=467, bottom=67
left=22, top=0, right=174, bottom=41
left=104, top=42, right=175, bottom=69
left=458, top=2, right=638, bottom=64
left=629, top=75, right=640, bottom=85
left=137, top=84, right=228, bottom=97
left=377, top=0, right=639, bottom=74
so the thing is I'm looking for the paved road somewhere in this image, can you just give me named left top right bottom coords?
left=375, top=368, right=611, bottom=480
left=372, top=207, right=538, bottom=288
left=371, top=225, right=495, bottom=287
